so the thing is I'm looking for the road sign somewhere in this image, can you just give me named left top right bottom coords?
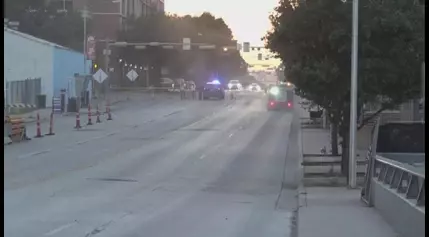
left=103, top=49, right=111, bottom=55
left=127, top=69, right=139, bottom=81
left=183, top=38, right=191, bottom=50
left=93, top=69, right=108, bottom=83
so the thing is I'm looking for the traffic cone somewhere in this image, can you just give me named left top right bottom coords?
left=105, top=98, right=110, bottom=114
left=74, top=112, right=82, bottom=129
left=106, top=100, right=113, bottom=121
left=46, top=112, right=55, bottom=136
left=34, top=112, right=43, bottom=138
left=96, top=104, right=102, bottom=123
left=87, top=103, right=93, bottom=125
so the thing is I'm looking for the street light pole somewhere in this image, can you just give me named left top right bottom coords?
left=82, top=6, right=89, bottom=76
left=348, top=0, right=359, bottom=189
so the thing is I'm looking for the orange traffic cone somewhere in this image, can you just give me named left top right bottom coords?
left=34, top=112, right=43, bottom=138
left=74, top=112, right=82, bottom=129
left=46, top=112, right=55, bottom=136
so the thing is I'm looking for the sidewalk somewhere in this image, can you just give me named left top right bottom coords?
left=297, top=103, right=398, bottom=237
left=298, top=187, right=398, bottom=237
left=6, top=91, right=179, bottom=123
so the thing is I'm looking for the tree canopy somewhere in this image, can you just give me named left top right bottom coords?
left=264, top=0, right=424, bottom=173
left=5, top=0, right=85, bottom=51
left=116, top=12, right=246, bottom=86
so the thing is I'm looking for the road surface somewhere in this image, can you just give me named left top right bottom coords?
left=5, top=92, right=300, bottom=237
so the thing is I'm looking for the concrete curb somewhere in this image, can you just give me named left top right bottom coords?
left=4, top=136, right=12, bottom=145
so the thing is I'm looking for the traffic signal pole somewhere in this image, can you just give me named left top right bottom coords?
left=104, top=42, right=111, bottom=99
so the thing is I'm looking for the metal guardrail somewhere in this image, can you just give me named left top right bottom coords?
left=373, top=155, right=425, bottom=208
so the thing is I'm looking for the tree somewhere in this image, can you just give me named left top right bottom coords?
left=264, top=0, right=424, bottom=176
left=116, top=12, right=245, bottom=86
left=5, top=0, right=85, bottom=51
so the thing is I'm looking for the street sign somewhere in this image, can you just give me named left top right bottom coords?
left=127, top=69, right=139, bottom=81
left=183, top=38, right=191, bottom=50
left=93, top=69, right=108, bottom=83
left=87, top=36, right=96, bottom=60
left=103, top=49, right=111, bottom=55
left=243, top=42, right=250, bottom=52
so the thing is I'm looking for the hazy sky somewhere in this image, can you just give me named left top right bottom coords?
left=165, top=0, right=279, bottom=47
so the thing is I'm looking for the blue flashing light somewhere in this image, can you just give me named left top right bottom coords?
left=207, top=79, right=221, bottom=85
left=212, top=79, right=221, bottom=85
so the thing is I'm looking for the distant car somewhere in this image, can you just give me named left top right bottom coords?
left=185, top=81, right=196, bottom=91
left=248, top=83, right=261, bottom=92
left=160, top=78, right=175, bottom=92
left=267, top=85, right=294, bottom=111
left=228, top=80, right=242, bottom=91
left=174, top=78, right=186, bottom=91
left=203, top=80, right=225, bottom=100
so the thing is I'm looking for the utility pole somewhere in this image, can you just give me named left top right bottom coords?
left=82, top=6, right=90, bottom=76
left=348, top=0, right=359, bottom=189
left=103, top=42, right=111, bottom=98
left=145, top=66, right=150, bottom=87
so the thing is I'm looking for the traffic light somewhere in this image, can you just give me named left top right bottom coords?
left=91, top=62, right=98, bottom=74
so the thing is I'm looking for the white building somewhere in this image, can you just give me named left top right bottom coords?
left=4, top=27, right=90, bottom=108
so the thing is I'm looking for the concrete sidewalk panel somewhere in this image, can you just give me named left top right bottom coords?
left=298, top=187, right=398, bottom=237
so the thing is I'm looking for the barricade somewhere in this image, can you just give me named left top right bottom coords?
left=5, top=116, right=30, bottom=143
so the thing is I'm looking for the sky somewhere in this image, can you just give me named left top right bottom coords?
left=164, top=0, right=279, bottom=47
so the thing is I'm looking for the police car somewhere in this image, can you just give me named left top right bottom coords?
left=202, top=80, right=225, bottom=100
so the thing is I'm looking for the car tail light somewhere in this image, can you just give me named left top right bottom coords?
left=270, top=101, right=275, bottom=106
left=287, top=102, right=292, bottom=107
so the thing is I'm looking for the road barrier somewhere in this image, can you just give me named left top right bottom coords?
left=87, top=104, right=93, bottom=125
left=46, top=112, right=55, bottom=136
left=367, top=155, right=425, bottom=237
left=5, top=116, right=30, bottom=143
left=74, top=112, right=82, bottom=129
left=34, top=113, right=43, bottom=138
left=96, top=105, right=102, bottom=123
left=106, top=99, right=113, bottom=121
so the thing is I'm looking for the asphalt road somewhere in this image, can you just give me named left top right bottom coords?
left=5, top=92, right=300, bottom=237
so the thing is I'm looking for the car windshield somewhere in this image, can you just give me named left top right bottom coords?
left=4, top=0, right=422, bottom=236
left=205, top=83, right=221, bottom=89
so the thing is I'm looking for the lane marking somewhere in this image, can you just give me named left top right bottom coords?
left=199, top=154, right=206, bottom=160
left=228, top=133, right=234, bottom=138
left=44, top=221, right=77, bottom=236
left=18, top=149, right=52, bottom=159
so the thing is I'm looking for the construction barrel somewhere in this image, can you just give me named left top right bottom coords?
left=6, top=117, right=30, bottom=142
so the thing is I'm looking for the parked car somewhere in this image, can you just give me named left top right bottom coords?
left=174, top=78, right=186, bottom=91
left=160, top=78, right=175, bottom=92
left=185, top=80, right=196, bottom=91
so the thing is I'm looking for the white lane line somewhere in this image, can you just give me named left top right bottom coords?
left=18, top=149, right=52, bottom=159
left=199, top=154, right=206, bottom=160
left=228, top=133, right=234, bottom=138
left=44, top=221, right=77, bottom=236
